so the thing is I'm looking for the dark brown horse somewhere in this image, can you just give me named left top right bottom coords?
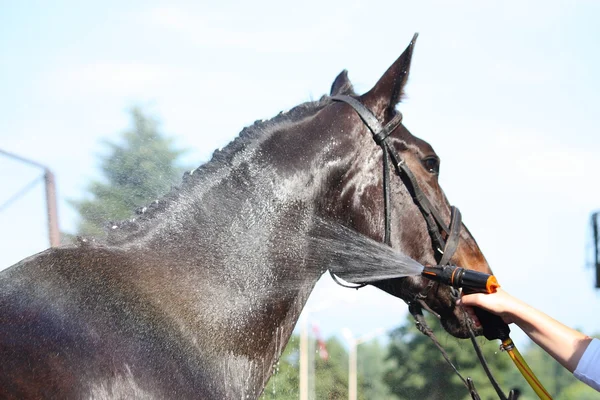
left=0, top=36, right=491, bottom=399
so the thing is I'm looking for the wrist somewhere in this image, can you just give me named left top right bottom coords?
left=498, top=294, right=531, bottom=325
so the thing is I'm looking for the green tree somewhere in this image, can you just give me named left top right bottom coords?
left=358, top=339, right=399, bottom=399
left=262, top=335, right=350, bottom=400
left=385, top=314, right=516, bottom=400
left=557, top=380, right=599, bottom=400
left=314, top=337, right=349, bottom=399
left=70, top=108, right=186, bottom=237
left=262, top=335, right=301, bottom=400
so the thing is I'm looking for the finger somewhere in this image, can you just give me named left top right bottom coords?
left=458, top=293, right=486, bottom=306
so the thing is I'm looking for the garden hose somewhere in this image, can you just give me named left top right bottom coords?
left=501, top=337, right=552, bottom=400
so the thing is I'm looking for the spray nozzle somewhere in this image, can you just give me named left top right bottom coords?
left=421, top=265, right=500, bottom=294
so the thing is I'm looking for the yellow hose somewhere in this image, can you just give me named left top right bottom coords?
left=501, top=338, right=553, bottom=400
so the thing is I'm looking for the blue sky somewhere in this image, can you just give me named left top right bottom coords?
left=1, top=1, right=600, bottom=349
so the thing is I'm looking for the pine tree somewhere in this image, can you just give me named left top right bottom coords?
left=70, top=108, right=186, bottom=237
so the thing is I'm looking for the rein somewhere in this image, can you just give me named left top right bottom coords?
left=329, top=95, right=518, bottom=400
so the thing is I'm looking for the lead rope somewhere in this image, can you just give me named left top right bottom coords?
left=406, top=206, right=485, bottom=400
left=411, top=297, right=520, bottom=400
left=455, top=292, right=520, bottom=400
left=404, top=204, right=513, bottom=399
left=409, top=302, right=482, bottom=400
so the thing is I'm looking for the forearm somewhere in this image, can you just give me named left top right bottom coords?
left=508, top=299, right=592, bottom=372
left=459, top=289, right=593, bottom=372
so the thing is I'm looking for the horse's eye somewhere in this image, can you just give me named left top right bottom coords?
left=422, top=157, right=440, bottom=174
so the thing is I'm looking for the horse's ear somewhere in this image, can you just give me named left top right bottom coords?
left=361, top=33, right=418, bottom=116
left=330, top=70, right=356, bottom=96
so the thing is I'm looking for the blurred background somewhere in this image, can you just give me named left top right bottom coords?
left=1, top=1, right=599, bottom=398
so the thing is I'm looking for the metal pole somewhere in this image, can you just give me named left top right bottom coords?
left=349, top=340, right=357, bottom=400
left=300, top=316, right=308, bottom=400
left=0, top=149, right=60, bottom=247
left=44, top=169, right=60, bottom=247
left=343, top=327, right=385, bottom=400
left=592, top=212, right=600, bottom=288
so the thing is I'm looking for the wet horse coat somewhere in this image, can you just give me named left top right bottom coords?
left=0, top=37, right=492, bottom=399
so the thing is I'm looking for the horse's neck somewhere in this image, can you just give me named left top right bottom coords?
left=118, top=117, right=348, bottom=394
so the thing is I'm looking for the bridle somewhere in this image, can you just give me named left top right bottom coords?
left=329, top=95, right=519, bottom=400
left=330, top=95, right=462, bottom=291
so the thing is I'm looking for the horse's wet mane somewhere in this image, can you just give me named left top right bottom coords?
left=100, top=97, right=330, bottom=244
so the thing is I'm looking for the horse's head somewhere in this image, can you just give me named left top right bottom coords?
left=319, top=35, right=490, bottom=338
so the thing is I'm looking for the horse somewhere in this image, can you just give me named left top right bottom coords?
left=0, top=35, right=492, bottom=399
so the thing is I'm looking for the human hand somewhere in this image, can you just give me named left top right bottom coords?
left=456, top=288, right=524, bottom=325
